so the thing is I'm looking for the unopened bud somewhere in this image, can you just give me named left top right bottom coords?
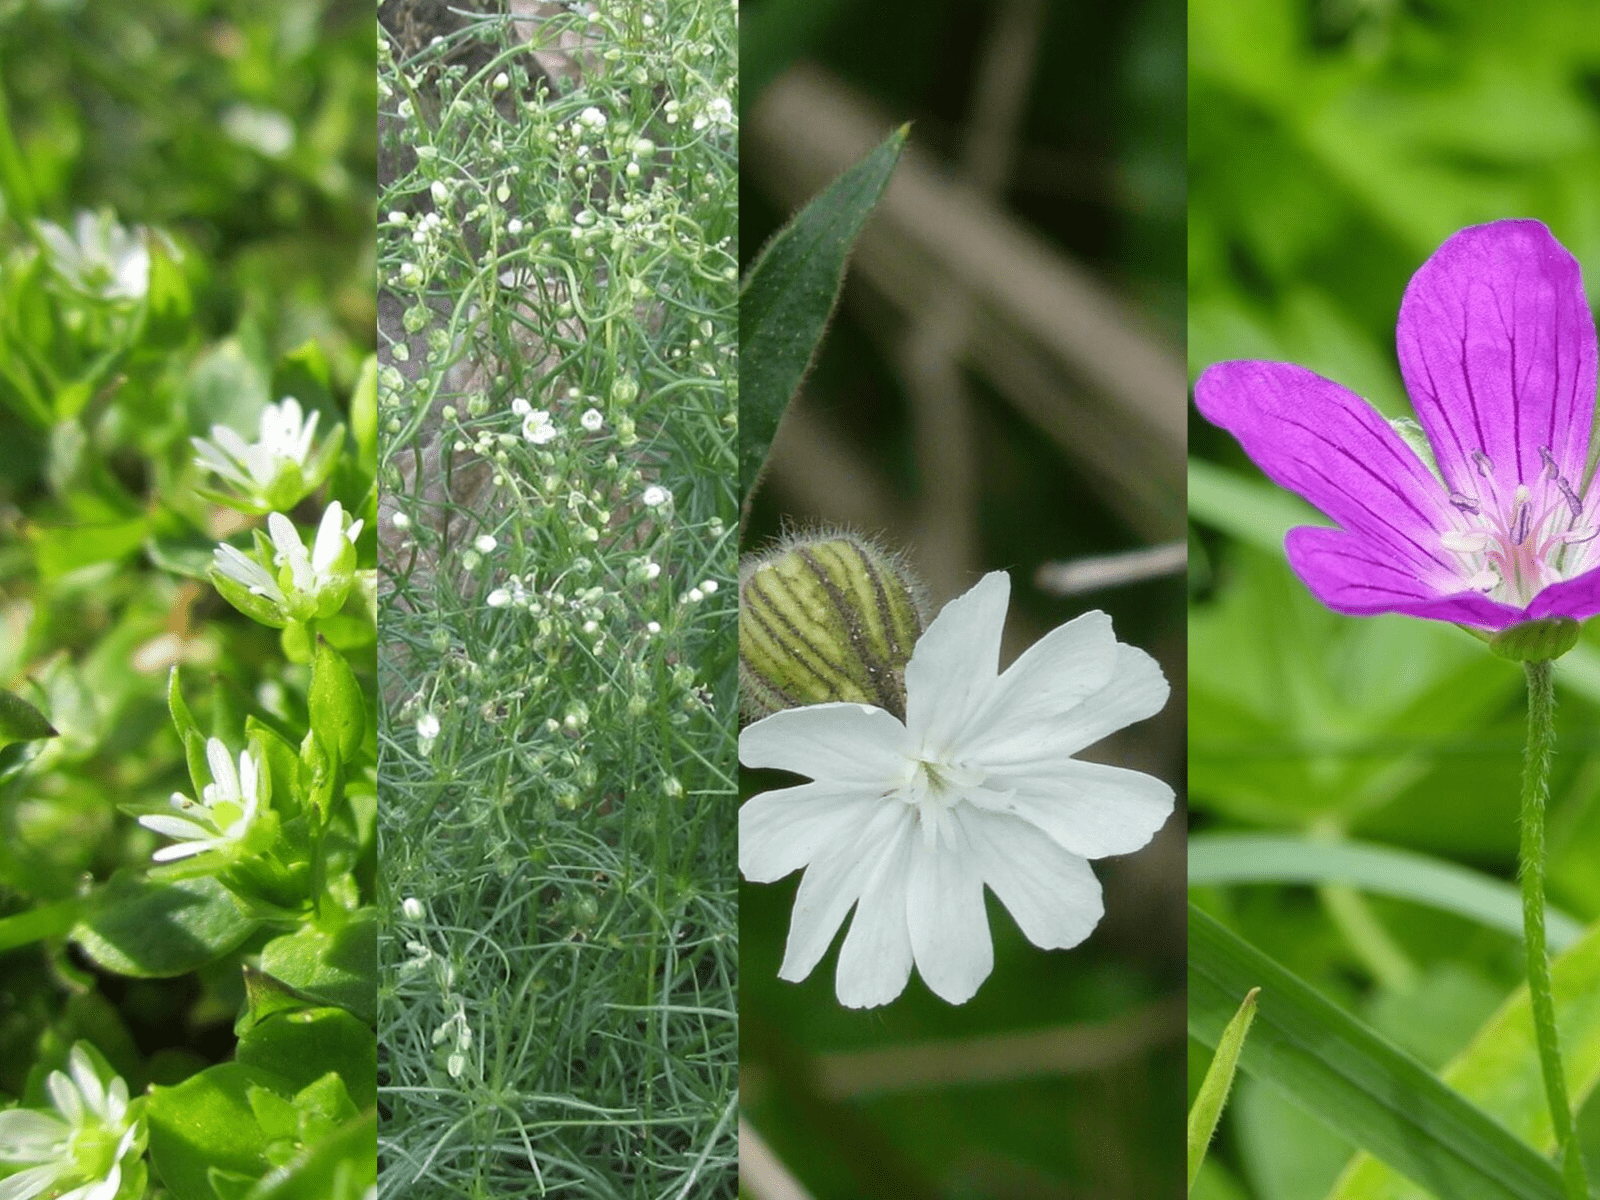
left=739, top=533, right=928, bottom=722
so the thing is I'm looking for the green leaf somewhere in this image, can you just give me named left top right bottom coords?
left=349, top=354, right=376, bottom=478
left=244, top=1106, right=375, bottom=1200
left=147, top=1062, right=286, bottom=1200
left=1188, top=457, right=1320, bottom=554
left=738, top=124, right=907, bottom=500
left=1189, top=834, right=1586, bottom=951
left=308, top=638, right=365, bottom=764
left=1191, top=987, right=1261, bottom=1192
left=30, top=515, right=149, bottom=580
left=72, top=872, right=259, bottom=978
left=0, top=897, right=78, bottom=950
left=1329, top=921, right=1600, bottom=1199
left=0, top=685, right=57, bottom=749
left=237, top=1007, right=376, bottom=1110
left=257, top=909, right=376, bottom=1026
left=1189, top=904, right=1569, bottom=1200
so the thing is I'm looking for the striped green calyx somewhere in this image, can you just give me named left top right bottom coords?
left=740, top=533, right=928, bottom=722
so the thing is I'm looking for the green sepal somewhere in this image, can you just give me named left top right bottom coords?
left=1489, top=617, right=1580, bottom=663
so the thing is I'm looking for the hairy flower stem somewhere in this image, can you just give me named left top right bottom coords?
left=1520, top=660, right=1588, bottom=1200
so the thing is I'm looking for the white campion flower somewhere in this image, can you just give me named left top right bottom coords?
left=0, top=1043, right=143, bottom=1200
left=739, top=571, right=1173, bottom=1008
left=192, top=397, right=341, bottom=513
left=138, top=738, right=266, bottom=862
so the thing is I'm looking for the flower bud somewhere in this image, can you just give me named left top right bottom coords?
left=739, top=533, right=928, bottom=722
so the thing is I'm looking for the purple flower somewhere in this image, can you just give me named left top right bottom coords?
left=1196, top=220, right=1600, bottom=631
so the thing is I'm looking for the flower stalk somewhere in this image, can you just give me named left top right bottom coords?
left=1518, top=660, right=1589, bottom=1200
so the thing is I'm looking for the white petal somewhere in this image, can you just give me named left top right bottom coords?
left=152, top=838, right=225, bottom=862
left=139, top=814, right=215, bottom=841
left=968, top=814, right=1104, bottom=950
left=961, top=609, right=1119, bottom=756
left=833, top=819, right=918, bottom=1008
left=205, top=738, right=238, bottom=803
left=310, top=503, right=345, bottom=571
left=66, top=1047, right=106, bottom=1120
left=905, top=810, right=993, bottom=1004
left=778, top=801, right=909, bottom=985
left=1004, top=643, right=1170, bottom=762
left=738, top=703, right=908, bottom=784
left=0, top=1109, right=70, bottom=1160
left=970, top=758, right=1173, bottom=859
left=904, top=572, right=1009, bottom=754
left=0, top=1162, right=67, bottom=1199
left=44, top=1070, right=82, bottom=1128
left=739, top=779, right=883, bottom=882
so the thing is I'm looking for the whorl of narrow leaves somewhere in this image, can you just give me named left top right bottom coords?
left=738, top=125, right=907, bottom=507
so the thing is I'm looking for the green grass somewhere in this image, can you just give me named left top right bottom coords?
left=375, top=4, right=737, bottom=1197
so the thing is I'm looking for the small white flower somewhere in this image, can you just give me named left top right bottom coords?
left=402, top=897, right=426, bottom=921
left=700, top=579, right=719, bottom=595
left=507, top=217, right=523, bottom=235
left=473, top=534, right=498, bottom=554
left=740, top=572, right=1173, bottom=1008
left=192, top=397, right=337, bottom=511
left=644, top=562, right=662, bottom=582
left=263, top=502, right=364, bottom=617
left=646, top=621, right=661, bottom=634
left=417, top=712, right=441, bottom=740
left=0, top=1043, right=142, bottom=1200
left=511, top=397, right=531, bottom=416
left=578, top=106, right=607, bottom=130
left=642, top=485, right=669, bottom=508
left=139, top=738, right=266, bottom=862
left=486, top=588, right=512, bottom=608
left=212, top=542, right=286, bottom=606
left=580, top=408, right=604, bottom=432
left=36, top=209, right=164, bottom=301
left=522, top=409, right=558, bottom=445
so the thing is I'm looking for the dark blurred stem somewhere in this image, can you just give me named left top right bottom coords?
left=1519, top=660, right=1587, bottom=1200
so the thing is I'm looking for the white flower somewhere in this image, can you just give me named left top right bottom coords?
left=511, top=397, right=531, bottom=416
left=35, top=209, right=163, bottom=301
left=578, top=106, right=607, bottom=130
left=0, top=1043, right=142, bottom=1200
left=192, top=397, right=339, bottom=511
left=473, top=534, right=497, bottom=554
left=417, top=712, right=441, bottom=740
left=139, top=738, right=266, bottom=862
left=739, top=572, right=1173, bottom=1008
left=522, top=409, right=558, bottom=445
left=212, top=542, right=286, bottom=606
left=194, top=397, right=318, bottom=491
left=271, top=501, right=362, bottom=595
left=580, top=408, right=604, bottom=432
left=642, top=485, right=669, bottom=508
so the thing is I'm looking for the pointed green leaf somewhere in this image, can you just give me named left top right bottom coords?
left=0, top=685, right=56, bottom=749
left=739, top=124, right=907, bottom=500
left=1191, top=987, right=1261, bottom=1192
left=1189, top=904, right=1568, bottom=1200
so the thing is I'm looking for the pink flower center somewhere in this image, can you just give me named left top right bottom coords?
left=1439, top=447, right=1598, bottom=607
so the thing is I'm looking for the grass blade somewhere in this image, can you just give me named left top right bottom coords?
left=738, top=124, right=907, bottom=502
left=1189, top=903, right=1569, bottom=1200
left=1189, top=834, right=1585, bottom=951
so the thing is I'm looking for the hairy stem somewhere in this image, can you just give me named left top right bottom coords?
left=1520, top=660, right=1588, bottom=1200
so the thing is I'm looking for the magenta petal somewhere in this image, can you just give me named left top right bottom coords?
left=1286, top=526, right=1527, bottom=628
left=1397, top=219, right=1597, bottom=494
left=1194, top=361, right=1458, bottom=581
left=1527, top=564, right=1600, bottom=623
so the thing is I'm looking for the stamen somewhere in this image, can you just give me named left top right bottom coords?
left=1554, top=475, right=1583, bottom=519
left=1473, top=449, right=1494, bottom=477
left=1448, top=490, right=1480, bottom=515
left=1539, top=445, right=1559, bottom=478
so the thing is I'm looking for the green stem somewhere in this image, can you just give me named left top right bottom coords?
left=1519, top=660, right=1588, bottom=1200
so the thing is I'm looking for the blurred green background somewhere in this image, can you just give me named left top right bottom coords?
left=1189, top=2, right=1600, bottom=1198
left=741, top=1, right=1187, bottom=1197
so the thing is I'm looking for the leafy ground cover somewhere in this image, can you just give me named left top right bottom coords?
left=375, top=3, right=738, bottom=1196
left=0, top=2, right=377, bottom=1197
